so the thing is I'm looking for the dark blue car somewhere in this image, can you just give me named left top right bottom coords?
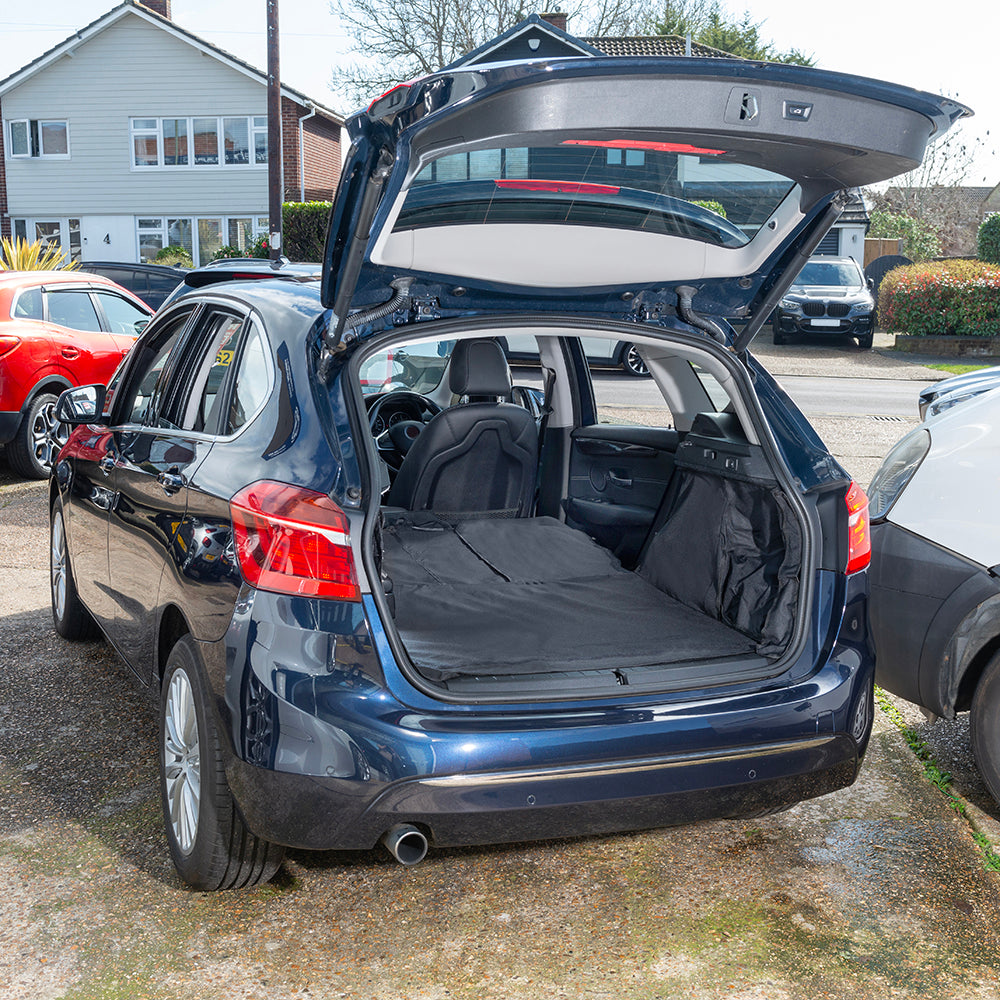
left=50, top=57, right=968, bottom=888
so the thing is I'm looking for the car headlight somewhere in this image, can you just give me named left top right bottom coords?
left=779, top=298, right=801, bottom=312
left=849, top=299, right=874, bottom=315
left=867, top=429, right=931, bottom=521
left=928, top=387, right=990, bottom=418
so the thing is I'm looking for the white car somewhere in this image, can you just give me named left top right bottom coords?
left=869, top=384, right=1000, bottom=802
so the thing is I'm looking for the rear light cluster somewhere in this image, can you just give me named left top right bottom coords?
left=0, top=335, right=21, bottom=360
left=844, top=480, right=871, bottom=575
left=230, top=480, right=361, bottom=601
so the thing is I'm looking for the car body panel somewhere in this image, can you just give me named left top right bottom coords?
left=322, top=58, right=967, bottom=345
left=0, top=271, right=151, bottom=446
left=882, top=390, right=1000, bottom=567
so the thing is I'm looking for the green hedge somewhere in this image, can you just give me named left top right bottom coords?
left=282, top=201, right=331, bottom=261
left=878, top=260, right=1000, bottom=336
left=979, top=214, right=1000, bottom=266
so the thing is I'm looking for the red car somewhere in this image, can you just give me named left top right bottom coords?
left=0, top=270, right=152, bottom=478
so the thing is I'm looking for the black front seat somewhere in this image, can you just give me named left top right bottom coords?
left=386, top=339, right=538, bottom=518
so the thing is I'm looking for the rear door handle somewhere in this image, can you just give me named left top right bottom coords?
left=61, top=347, right=80, bottom=360
left=157, top=470, right=186, bottom=495
left=608, top=471, right=633, bottom=488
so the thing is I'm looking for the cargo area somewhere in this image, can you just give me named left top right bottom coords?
left=378, top=443, right=803, bottom=696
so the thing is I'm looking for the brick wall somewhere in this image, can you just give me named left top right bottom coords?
left=280, top=97, right=341, bottom=202
left=0, top=98, right=9, bottom=241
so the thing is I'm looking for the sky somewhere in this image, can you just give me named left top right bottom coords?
left=1, top=0, right=995, bottom=185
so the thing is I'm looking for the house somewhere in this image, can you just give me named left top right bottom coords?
left=876, top=184, right=997, bottom=256
left=447, top=12, right=870, bottom=266
left=0, top=0, right=342, bottom=267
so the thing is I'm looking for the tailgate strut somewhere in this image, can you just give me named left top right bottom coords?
left=731, top=191, right=850, bottom=355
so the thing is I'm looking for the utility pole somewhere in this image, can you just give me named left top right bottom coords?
left=266, top=0, right=282, bottom=261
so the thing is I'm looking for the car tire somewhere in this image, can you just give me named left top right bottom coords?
left=971, top=652, right=1000, bottom=806
left=621, top=344, right=650, bottom=377
left=160, top=636, right=285, bottom=890
left=856, top=332, right=874, bottom=349
left=7, top=392, right=67, bottom=479
left=50, top=498, right=98, bottom=641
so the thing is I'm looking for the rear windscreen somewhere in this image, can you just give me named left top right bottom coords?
left=397, top=140, right=796, bottom=248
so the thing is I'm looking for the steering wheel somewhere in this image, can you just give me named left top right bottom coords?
left=366, top=391, right=442, bottom=470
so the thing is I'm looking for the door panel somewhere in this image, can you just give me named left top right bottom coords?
left=106, top=430, right=212, bottom=677
left=566, top=425, right=680, bottom=566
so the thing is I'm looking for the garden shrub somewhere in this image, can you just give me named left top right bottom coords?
left=879, top=260, right=1000, bottom=336
left=155, top=245, right=193, bottom=268
left=282, top=201, right=332, bottom=261
left=979, top=214, right=1000, bottom=266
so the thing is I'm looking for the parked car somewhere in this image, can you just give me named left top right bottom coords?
left=869, top=384, right=1000, bottom=805
left=503, top=333, right=651, bottom=376
left=50, top=57, right=964, bottom=889
left=75, top=261, right=188, bottom=310
left=0, top=270, right=152, bottom=478
left=917, top=364, right=1000, bottom=419
left=771, top=256, right=876, bottom=348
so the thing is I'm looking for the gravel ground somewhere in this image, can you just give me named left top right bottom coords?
left=3, top=339, right=1000, bottom=999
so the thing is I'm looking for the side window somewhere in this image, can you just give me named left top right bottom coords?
left=46, top=289, right=102, bottom=332
left=171, top=311, right=246, bottom=433
left=226, top=323, right=270, bottom=434
left=114, top=309, right=194, bottom=426
left=12, top=287, right=43, bottom=320
left=93, top=291, right=150, bottom=336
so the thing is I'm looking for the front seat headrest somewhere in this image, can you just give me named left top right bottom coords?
left=449, top=339, right=512, bottom=397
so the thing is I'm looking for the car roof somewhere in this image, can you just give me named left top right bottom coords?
left=0, top=269, right=127, bottom=288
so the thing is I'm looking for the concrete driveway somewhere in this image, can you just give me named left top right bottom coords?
left=3, top=339, right=1000, bottom=999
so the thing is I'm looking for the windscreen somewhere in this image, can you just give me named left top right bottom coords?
left=793, top=260, right=864, bottom=287
left=396, top=140, right=797, bottom=248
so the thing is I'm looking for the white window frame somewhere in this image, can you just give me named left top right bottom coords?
left=129, top=116, right=266, bottom=170
left=11, top=217, right=82, bottom=260
left=136, top=215, right=269, bottom=267
left=5, top=118, right=70, bottom=159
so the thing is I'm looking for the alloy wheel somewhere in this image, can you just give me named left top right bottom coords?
left=50, top=509, right=67, bottom=623
left=31, top=399, right=69, bottom=472
left=623, top=345, right=649, bottom=377
left=163, top=669, right=202, bottom=856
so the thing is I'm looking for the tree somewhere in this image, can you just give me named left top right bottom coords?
left=647, top=0, right=814, bottom=64
left=330, top=0, right=649, bottom=107
left=868, top=121, right=994, bottom=256
left=867, top=208, right=941, bottom=263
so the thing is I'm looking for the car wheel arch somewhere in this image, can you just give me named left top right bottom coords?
left=157, top=605, right=192, bottom=685
left=22, top=375, right=73, bottom=414
left=923, top=588, right=1000, bottom=717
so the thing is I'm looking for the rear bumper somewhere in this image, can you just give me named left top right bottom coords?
left=228, top=733, right=860, bottom=850
left=0, top=410, right=21, bottom=445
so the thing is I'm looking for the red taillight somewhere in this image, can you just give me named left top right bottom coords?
left=845, top=480, right=871, bottom=575
left=494, top=179, right=621, bottom=196
left=0, top=334, right=21, bottom=360
left=230, top=480, right=361, bottom=601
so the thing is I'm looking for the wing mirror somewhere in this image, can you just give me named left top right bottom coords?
left=55, top=384, right=107, bottom=425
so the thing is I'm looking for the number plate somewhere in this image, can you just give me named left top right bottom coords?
left=810, top=318, right=841, bottom=327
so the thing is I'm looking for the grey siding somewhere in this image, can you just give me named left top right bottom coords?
left=3, top=13, right=270, bottom=217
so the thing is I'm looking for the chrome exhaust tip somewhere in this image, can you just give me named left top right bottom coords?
left=381, top=824, right=429, bottom=866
